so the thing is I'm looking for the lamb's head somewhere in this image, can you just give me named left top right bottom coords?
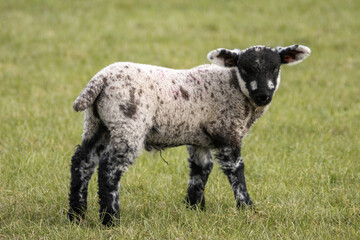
left=207, top=45, right=311, bottom=107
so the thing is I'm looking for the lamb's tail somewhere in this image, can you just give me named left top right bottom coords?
left=73, top=73, right=107, bottom=112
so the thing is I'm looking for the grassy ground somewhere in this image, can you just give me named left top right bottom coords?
left=1, top=0, right=359, bottom=239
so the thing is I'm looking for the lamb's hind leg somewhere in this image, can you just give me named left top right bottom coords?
left=97, top=130, right=144, bottom=226
left=185, top=146, right=213, bottom=210
left=68, top=126, right=107, bottom=222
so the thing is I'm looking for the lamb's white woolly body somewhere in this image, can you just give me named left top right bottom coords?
left=80, top=62, right=267, bottom=156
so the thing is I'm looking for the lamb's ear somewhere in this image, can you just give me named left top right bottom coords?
left=276, top=45, right=311, bottom=65
left=207, top=48, right=240, bottom=67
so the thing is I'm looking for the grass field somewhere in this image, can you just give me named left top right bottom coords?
left=1, top=0, right=360, bottom=239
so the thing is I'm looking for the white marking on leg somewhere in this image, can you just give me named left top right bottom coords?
left=188, top=175, right=203, bottom=187
left=188, top=146, right=212, bottom=168
left=110, top=191, right=118, bottom=211
left=237, top=191, right=245, bottom=201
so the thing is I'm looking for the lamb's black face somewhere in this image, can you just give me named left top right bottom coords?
left=237, top=47, right=281, bottom=106
left=207, top=44, right=311, bottom=107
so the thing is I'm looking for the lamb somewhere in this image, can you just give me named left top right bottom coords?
left=68, top=44, right=311, bottom=226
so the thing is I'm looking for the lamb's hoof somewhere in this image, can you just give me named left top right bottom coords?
left=237, top=199, right=256, bottom=212
left=237, top=200, right=252, bottom=208
left=184, top=196, right=206, bottom=211
left=100, top=211, right=120, bottom=227
left=68, top=207, right=86, bottom=223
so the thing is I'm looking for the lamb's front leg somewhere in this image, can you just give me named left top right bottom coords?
left=184, top=146, right=213, bottom=210
left=216, top=146, right=253, bottom=208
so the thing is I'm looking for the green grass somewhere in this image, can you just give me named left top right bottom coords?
left=1, top=0, right=360, bottom=239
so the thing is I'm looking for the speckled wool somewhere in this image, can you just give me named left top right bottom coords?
left=68, top=44, right=311, bottom=226
left=74, top=62, right=266, bottom=153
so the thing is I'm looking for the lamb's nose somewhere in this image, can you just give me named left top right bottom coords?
left=255, top=94, right=270, bottom=106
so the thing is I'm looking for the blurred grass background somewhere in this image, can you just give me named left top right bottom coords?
left=0, top=0, right=359, bottom=239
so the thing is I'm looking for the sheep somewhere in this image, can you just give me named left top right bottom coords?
left=68, top=44, right=311, bottom=226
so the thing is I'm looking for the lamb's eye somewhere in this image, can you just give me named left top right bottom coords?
left=240, top=68, right=247, bottom=75
left=273, top=67, right=279, bottom=73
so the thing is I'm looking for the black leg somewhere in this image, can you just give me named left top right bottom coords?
left=68, top=143, right=97, bottom=222
left=185, top=146, right=213, bottom=210
left=98, top=141, right=135, bottom=226
left=216, top=147, right=252, bottom=208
